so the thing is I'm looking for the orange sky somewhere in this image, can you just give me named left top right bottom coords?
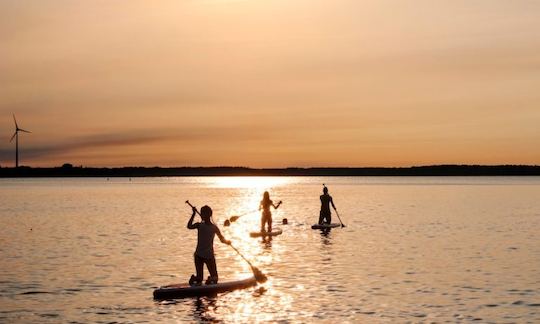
left=1, top=0, right=539, bottom=167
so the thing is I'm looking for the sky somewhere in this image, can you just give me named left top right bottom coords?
left=1, top=0, right=539, bottom=167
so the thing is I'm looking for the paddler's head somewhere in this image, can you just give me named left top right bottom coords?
left=323, top=186, right=328, bottom=194
left=200, top=205, right=213, bottom=223
left=263, top=191, right=270, bottom=200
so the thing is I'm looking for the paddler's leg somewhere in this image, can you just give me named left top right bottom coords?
left=194, top=254, right=204, bottom=285
left=318, top=211, right=324, bottom=225
left=320, top=210, right=330, bottom=224
left=206, top=257, right=218, bottom=284
left=261, top=212, right=269, bottom=232
left=268, top=215, right=272, bottom=232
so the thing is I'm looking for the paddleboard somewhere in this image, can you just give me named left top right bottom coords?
left=311, top=223, right=341, bottom=229
left=153, top=276, right=257, bottom=299
left=249, top=228, right=283, bottom=237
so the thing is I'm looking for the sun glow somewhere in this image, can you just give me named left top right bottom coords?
left=203, top=176, right=292, bottom=189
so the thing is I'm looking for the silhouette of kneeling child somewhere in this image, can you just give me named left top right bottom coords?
left=187, top=205, right=231, bottom=286
left=319, top=185, right=337, bottom=224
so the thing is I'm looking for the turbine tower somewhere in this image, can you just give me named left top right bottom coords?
left=10, top=114, right=31, bottom=168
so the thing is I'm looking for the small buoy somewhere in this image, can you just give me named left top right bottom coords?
left=282, top=218, right=288, bottom=225
left=224, top=220, right=231, bottom=227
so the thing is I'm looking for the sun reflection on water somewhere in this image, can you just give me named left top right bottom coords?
left=206, top=177, right=296, bottom=322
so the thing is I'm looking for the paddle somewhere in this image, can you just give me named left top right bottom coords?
left=225, top=200, right=282, bottom=226
left=224, top=209, right=259, bottom=226
left=228, top=244, right=268, bottom=283
left=229, top=209, right=259, bottom=223
left=184, top=200, right=268, bottom=283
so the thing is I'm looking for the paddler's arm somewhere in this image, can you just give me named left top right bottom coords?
left=331, top=197, right=337, bottom=211
left=273, top=201, right=282, bottom=209
left=215, top=226, right=231, bottom=245
left=187, top=207, right=199, bottom=229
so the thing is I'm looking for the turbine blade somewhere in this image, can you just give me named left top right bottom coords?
left=19, top=128, right=31, bottom=133
left=13, top=114, right=18, bottom=129
left=10, top=132, right=17, bottom=142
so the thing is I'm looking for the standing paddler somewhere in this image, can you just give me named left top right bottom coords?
left=319, top=184, right=337, bottom=225
left=259, top=191, right=282, bottom=233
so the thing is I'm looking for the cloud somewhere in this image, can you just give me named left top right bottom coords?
left=0, top=131, right=162, bottom=161
left=0, top=125, right=276, bottom=165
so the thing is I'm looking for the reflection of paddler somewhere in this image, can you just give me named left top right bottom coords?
left=259, top=191, right=282, bottom=233
left=319, top=184, right=337, bottom=225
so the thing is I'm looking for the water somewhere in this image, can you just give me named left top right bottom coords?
left=1, top=176, right=539, bottom=323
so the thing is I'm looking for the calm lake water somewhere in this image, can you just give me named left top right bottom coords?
left=1, top=176, right=539, bottom=323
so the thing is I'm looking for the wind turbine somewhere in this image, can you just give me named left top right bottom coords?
left=10, top=114, right=31, bottom=168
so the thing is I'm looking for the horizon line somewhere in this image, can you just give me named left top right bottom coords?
left=1, top=163, right=540, bottom=169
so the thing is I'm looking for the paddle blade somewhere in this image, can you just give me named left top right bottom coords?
left=229, top=216, right=240, bottom=222
left=251, top=266, right=267, bottom=283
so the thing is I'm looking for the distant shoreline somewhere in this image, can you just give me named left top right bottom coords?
left=1, top=165, right=539, bottom=177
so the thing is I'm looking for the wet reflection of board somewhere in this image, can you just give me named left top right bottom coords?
left=153, top=276, right=257, bottom=299
left=311, top=223, right=341, bottom=229
left=249, top=228, right=283, bottom=237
